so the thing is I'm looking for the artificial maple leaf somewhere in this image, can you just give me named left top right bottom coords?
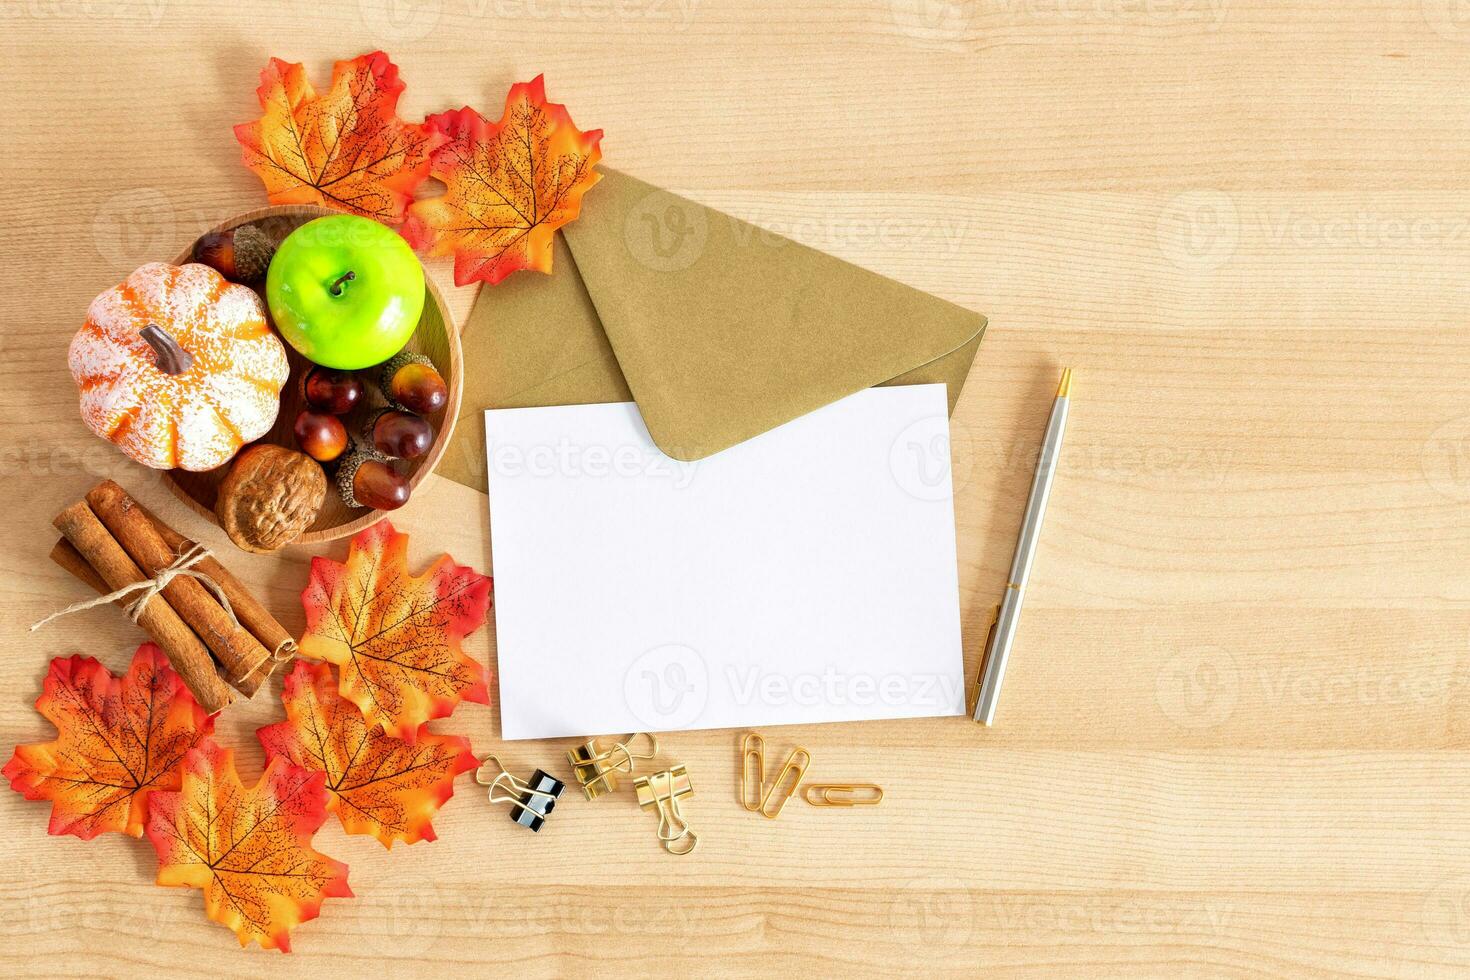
left=4, top=644, right=212, bottom=841
left=258, top=661, right=477, bottom=849
left=402, top=75, right=603, bottom=286
left=146, top=738, right=351, bottom=953
left=233, top=50, right=441, bottom=223
left=297, top=521, right=491, bottom=740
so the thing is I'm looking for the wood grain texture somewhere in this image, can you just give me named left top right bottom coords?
left=3, top=1, right=1469, bottom=976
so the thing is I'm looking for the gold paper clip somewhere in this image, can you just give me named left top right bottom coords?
left=758, top=746, right=810, bottom=819
left=566, top=732, right=659, bottom=800
left=740, top=733, right=765, bottom=812
left=634, top=764, right=698, bottom=855
left=803, top=783, right=884, bottom=807
left=475, top=756, right=566, bottom=832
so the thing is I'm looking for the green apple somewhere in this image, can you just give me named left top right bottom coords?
left=266, top=214, right=425, bottom=370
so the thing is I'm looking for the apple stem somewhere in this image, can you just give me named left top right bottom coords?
left=329, top=271, right=356, bottom=296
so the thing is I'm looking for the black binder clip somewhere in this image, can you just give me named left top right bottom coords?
left=476, top=756, right=565, bottom=832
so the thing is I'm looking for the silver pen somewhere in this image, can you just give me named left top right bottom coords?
left=972, top=367, right=1071, bottom=725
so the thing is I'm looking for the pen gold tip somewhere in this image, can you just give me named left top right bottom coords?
left=1057, top=367, right=1073, bottom=398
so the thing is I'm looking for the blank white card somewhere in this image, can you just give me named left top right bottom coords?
left=485, top=384, right=965, bottom=739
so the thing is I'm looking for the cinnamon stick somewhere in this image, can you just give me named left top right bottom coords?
left=86, top=481, right=269, bottom=697
left=127, top=497, right=295, bottom=687
left=52, top=501, right=233, bottom=713
left=50, top=539, right=108, bottom=595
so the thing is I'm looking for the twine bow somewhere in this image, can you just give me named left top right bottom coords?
left=31, top=543, right=295, bottom=684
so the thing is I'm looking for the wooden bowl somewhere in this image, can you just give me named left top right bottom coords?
left=164, top=205, right=462, bottom=544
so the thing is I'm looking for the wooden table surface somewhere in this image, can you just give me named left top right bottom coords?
left=5, top=2, right=1470, bottom=976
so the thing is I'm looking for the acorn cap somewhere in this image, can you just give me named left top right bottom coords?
left=378, top=351, right=435, bottom=408
left=234, top=224, right=277, bottom=280
left=336, top=446, right=388, bottom=509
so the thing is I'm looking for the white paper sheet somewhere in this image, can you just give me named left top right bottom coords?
left=485, top=384, right=965, bottom=739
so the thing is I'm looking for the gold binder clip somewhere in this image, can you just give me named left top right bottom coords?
left=740, top=732, right=766, bottom=812
left=475, top=756, right=566, bottom=832
left=634, top=764, right=698, bottom=855
left=758, top=746, right=810, bottom=819
left=566, top=732, right=659, bottom=800
left=803, top=783, right=884, bottom=807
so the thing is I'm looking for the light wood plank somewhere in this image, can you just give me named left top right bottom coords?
left=2, top=1, right=1469, bottom=975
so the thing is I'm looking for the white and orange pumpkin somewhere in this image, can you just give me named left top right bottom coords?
left=69, top=262, right=289, bottom=471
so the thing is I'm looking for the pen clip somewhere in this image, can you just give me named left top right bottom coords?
left=970, top=602, right=1002, bottom=718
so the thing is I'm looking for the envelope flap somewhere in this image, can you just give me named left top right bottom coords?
left=437, top=232, right=634, bottom=494
left=562, top=170, right=986, bottom=460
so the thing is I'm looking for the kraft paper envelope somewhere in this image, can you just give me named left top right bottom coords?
left=439, top=169, right=987, bottom=491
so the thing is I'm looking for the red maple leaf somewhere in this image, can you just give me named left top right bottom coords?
left=402, top=75, right=603, bottom=285
left=5, top=644, right=213, bottom=840
left=146, top=738, right=352, bottom=952
left=258, top=660, right=478, bottom=848
left=297, top=521, right=492, bottom=740
left=234, top=51, right=441, bottom=223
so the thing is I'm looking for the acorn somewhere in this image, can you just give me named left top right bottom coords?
left=337, top=446, right=411, bottom=511
left=300, top=366, right=365, bottom=415
left=192, top=224, right=276, bottom=282
left=379, top=351, right=448, bottom=415
left=294, top=408, right=349, bottom=463
left=363, top=407, right=434, bottom=460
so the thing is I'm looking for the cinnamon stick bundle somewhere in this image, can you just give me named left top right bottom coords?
left=52, top=501, right=235, bottom=714
left=46, top=481, right=297, bottom=711
left=86, top=482, right=270, bottom=696
left=130, top=496, right=296, bottom=675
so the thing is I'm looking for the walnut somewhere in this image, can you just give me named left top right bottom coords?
left=215, top=444, right=326, bottom=553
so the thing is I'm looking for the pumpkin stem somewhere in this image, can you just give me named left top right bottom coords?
left=329, top=271, right=356, bottom=296
left=139, top=325, right=195, bottom=375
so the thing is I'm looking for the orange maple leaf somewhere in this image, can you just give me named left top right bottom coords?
left=297, top=521, right=491, bottom=740
left=233, top=51, right=441, bottom=223
left=4, top=644, right=212, bottom=841
left=402, top=75, right=603, bottom=286
left=145, top=739, right=351, bottom=953
left=258, top=661, right=478, bottom=849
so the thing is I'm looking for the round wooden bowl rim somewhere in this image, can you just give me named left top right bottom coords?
left=163, top=204, right=463, bottom=544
